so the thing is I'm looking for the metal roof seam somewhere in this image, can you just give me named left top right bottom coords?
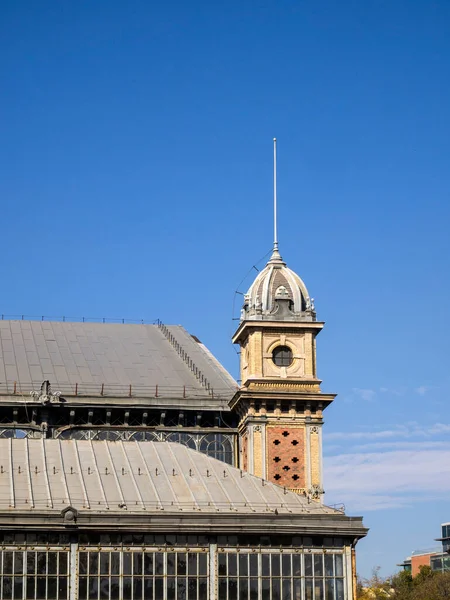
left=238, top=463, right=276, bottom=509
left=120, top=441, right=145, bottom=509
left=56, top=439, right=71, bottom=507
left=152, top=442, right=187, bottom=510
left=88, top=439, right=109, bottom=510
left=164, top=442, right=199, bottom=511
left=204, top=457, right=236, bottom=511
left=24, top=438, right=35, bottom=509
left=134, top=441, right=163, bottom=510
left=103, top=441, right=126, bottom=509
left=172, top=444, right=217, bottom=510
left=40, top=438, right=53, bottom=509
left=225, top=467, right=261, bottom=512
left=8, top=437, right=15, bottom=508
left=73, top=439, right=90, bottom=509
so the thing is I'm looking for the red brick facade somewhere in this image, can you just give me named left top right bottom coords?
left=267, top=426, right=305, bottom=489
left=411, top=554, right=432, bottom=577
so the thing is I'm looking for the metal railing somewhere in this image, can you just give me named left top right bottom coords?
left=0, top=381, right=234, bottom=400
left=0, top=314, right=152, bottom=324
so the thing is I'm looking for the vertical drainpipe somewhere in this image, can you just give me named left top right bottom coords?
left=305, top=425, right=311, bottom=491
left=209, top=543, right=217, bottom=600
left=345, top=545, right=353, bottom=600
left=69, top=541, right=78, bottom=600
left=351, top=540, right=358, bottom=600
left=319, top=424, right=324, bottom=503
left=248, top=424, right=254, bottom=474
left=261, top=422, right=267, bottom=480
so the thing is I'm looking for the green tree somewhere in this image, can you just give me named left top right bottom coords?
left=414, top=564, right=434, bottom=586
left=410, top=571, right=450, bottom=600
left=390, top=569, right=413, bottom=600
left=358, top=567, right=450, bottom=600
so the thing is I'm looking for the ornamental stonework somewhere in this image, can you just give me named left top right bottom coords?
left=267, top=425, right=305, bottom=489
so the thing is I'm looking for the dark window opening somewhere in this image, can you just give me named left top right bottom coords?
left=272, top=346, right=293, bottom=367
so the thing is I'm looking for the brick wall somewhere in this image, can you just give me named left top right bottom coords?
left=411, top=554, right=432, bottom=577
left=267, top=425, right=305, bottom=488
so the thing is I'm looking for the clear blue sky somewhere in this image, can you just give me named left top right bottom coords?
left=1, top=0, right=449, bottom=577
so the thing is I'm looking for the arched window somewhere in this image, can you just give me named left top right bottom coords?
left=165, top=432, right=196, bottom=450
left=128, top=431, right=159, bottom=442
left=92, top=430, right=121, bottom=441
left=0, top=428, right=28, bottom=439
left=56, top=429, right=97, bottom=440
left=199, top=434, right=233, bottom=464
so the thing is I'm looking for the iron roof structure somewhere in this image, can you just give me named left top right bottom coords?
left=0, top=320, right=237, bottom=403
left=0, top=438, right=366, bottom=538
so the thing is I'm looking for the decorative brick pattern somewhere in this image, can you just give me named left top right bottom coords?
left=267, top=426, right=305, bottom=488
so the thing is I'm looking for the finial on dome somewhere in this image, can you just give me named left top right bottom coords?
left=270, top=137, right=283, bottom=263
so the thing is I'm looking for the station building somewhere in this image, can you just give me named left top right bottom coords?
left=0, top=244, right=367, bottom=599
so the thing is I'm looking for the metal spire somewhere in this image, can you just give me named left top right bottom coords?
left=270, top=137, right=282, bottom=262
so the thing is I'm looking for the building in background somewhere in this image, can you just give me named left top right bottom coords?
left=398, top=523, right=450, bottom=575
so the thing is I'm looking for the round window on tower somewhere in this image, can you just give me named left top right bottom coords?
left=272, top=345, right=293, bottom=367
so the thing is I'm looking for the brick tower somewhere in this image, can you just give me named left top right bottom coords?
left=231, top=140, right=335, bottom=501
left=231, top=247, right=335, bottom=500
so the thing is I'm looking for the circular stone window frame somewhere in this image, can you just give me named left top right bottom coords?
left=270, top=343, right=295, bottom=368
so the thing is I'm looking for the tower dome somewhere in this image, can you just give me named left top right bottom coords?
left=242, top=247, right=315, bottom=322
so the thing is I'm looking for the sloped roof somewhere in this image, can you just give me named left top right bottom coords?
left=0, top=438, right=338, bottom=517
left=0, top=320, right=237, bottom=401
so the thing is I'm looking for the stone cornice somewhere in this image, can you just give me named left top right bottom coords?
left=0, top=510, right=368, bottom=540
left=232, top=321, right=325, bottom=345
left=230, top=387, right=336, bottom=411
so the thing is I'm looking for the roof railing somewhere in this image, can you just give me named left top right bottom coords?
left=0, top=314, right=152, bottom=324
left=0, top=381, right=232, bottom=401
left=156, top=319, right=215, bottom=396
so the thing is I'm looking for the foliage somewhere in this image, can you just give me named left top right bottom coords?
left=357, top=567, right=393, bottom=599
left=357, top=566, right=450, bottom=600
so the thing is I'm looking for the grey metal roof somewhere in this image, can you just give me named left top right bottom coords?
left=0, top=438, right=340, bottom=517
left=0, top=320, right=237, bottom=401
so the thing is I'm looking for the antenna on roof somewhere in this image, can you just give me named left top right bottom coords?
left=273, top=137, right=278, bottom=253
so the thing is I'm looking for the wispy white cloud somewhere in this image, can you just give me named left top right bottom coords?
left=428, top=423, right=450, bottom=434
left=379, top=386, right=406, bottom=396
left=324, top=447, right=450, bottom=511
left=326, top=422, right=450, bottom=442
left=415, top=385, right=430, bottom=395
left=414, top=385, right=440, bottom=396
left=327, top=429, right=400, bottom=441
left=352, top=388, right=376, bottom=402
left=351, top=440, right=450, bottom=451
left=323, top=422, right=450, bottom=510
